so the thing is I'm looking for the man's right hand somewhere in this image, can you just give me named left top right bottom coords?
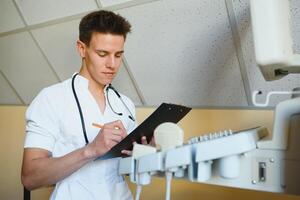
left=22, top=120, right=128, bottom=190
left=86, top=120, right=127, bottom=159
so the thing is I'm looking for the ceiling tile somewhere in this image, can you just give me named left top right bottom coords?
left=0, top=70, right=22, bottom=104
left=99, top=0, right=134, bottom=6
left=0, top=1, right=25, bottom=33
left=0, top=32, right=59, bottom=104
left=32, top=20, right=81, bottom=81
left=99, top=0, right=157, bottom=8
left=118, top=0, right=247, bottom=107
left=15, top=0, right=97, bottom=25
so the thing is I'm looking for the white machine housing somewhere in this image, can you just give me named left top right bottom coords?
left=250, top=0, right=300, bottom=81
left=118, top=0, right=300, bottom=197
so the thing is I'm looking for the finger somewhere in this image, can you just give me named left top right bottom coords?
left=101, top=127, right=126, bottom=139
left=114, top=121, right=127, bottom=138
left=119, top=129, right=127, bottom=139
left=103, top=139, right=118, bottom=150
left=105, top=120, right=126, bottom=132
left=115, top=120, right=126, bottom=132
left=106, top=134, right=123, bottom=143
left=109, top=141, right=118, bottom=149
left=141, top=136, right=147, bottom=145
left=109, top=129, right=127, bottom=140
left=104, top=120, right=127, bottom=138
left=150, top=136, right=156, bottom=146
left=121, top=150, right=132, bottom=156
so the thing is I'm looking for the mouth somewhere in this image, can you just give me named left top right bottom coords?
left=103, top=72, right=115, bottom=77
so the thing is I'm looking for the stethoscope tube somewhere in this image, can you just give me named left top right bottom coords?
left=72, top=73, right=89, bottom=145
left=106, top=84, right=135, bottom=121
left=72, top=73, right=135, bottom=144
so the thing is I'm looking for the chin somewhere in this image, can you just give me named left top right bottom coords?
left=101, top=80, right=112, bottom=86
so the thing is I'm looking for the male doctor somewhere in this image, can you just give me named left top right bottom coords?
left=21, top=10, right=142, bottom=199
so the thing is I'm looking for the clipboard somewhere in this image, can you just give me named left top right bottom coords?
left=98, top=103, right=191, bottom=160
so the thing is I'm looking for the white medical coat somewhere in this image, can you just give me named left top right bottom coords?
left=24, top=74, right=137, bottom=200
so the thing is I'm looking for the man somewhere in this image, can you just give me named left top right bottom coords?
left=21, top=10, right=140, bottom=200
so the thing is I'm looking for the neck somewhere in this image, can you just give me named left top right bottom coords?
left=79, top=64, right=105, bottom=95
left=79, top=63, right=106, bottom=113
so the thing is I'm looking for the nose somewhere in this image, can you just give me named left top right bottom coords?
left=106, top=55, right=116, bottom=68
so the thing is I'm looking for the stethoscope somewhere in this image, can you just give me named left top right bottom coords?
left=72, top=73, right=135, bottom=145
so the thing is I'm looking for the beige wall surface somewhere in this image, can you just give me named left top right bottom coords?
left=0, top=106, right=299, bottom=200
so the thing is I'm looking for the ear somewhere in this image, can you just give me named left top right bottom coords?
left=76, top=40, right=86, bottom=58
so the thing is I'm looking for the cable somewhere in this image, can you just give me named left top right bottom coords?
left=135, top=185, right=142, bottom=200
left=252, top=90, right=300, bottom=107
left=165, top=171, right=173, bottom=200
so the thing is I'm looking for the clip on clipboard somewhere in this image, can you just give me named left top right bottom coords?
left=98, top=103, right=191, bottom=160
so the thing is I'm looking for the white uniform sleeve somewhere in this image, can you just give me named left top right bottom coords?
left=24, top=89, right=60, bottom=152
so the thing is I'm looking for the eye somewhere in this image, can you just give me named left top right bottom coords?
left=98, top=52, right=107, bottom=57
left=115, top=52, right=123, bottom=58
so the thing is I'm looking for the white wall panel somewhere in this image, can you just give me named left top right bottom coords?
left=0, top=32, right=58, bottom=104
left=232, top=0, right=300, bottom=107
left=118, top=0, right=247, bottom=106
left=32, top=20, right=81, bottom=81
left=15, top=0, right=97, bottom=25
left=0, top=1, right=25, bottom=33
left=0, top=71, right=22, bottom=104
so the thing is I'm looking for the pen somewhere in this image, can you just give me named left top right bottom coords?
left=92, top=122, right=120, bottom=130
left=92, top=123, right=103, bottom=129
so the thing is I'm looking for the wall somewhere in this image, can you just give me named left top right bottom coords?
left=0, top=106, right=299, bottom=200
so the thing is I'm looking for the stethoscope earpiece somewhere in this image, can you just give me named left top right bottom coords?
left=128, top=115, right=134, bottom=121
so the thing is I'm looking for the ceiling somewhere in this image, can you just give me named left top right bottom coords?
left=0, top=0, right=300, bottom=107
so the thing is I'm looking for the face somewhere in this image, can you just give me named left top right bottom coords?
left=77, top=32, right=125, bottom=88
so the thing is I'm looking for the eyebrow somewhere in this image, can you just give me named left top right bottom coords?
left=95, top=50, right=124, bottom=54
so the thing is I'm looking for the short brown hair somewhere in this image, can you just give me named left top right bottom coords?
left=79, top=10, right=131, bottom=45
